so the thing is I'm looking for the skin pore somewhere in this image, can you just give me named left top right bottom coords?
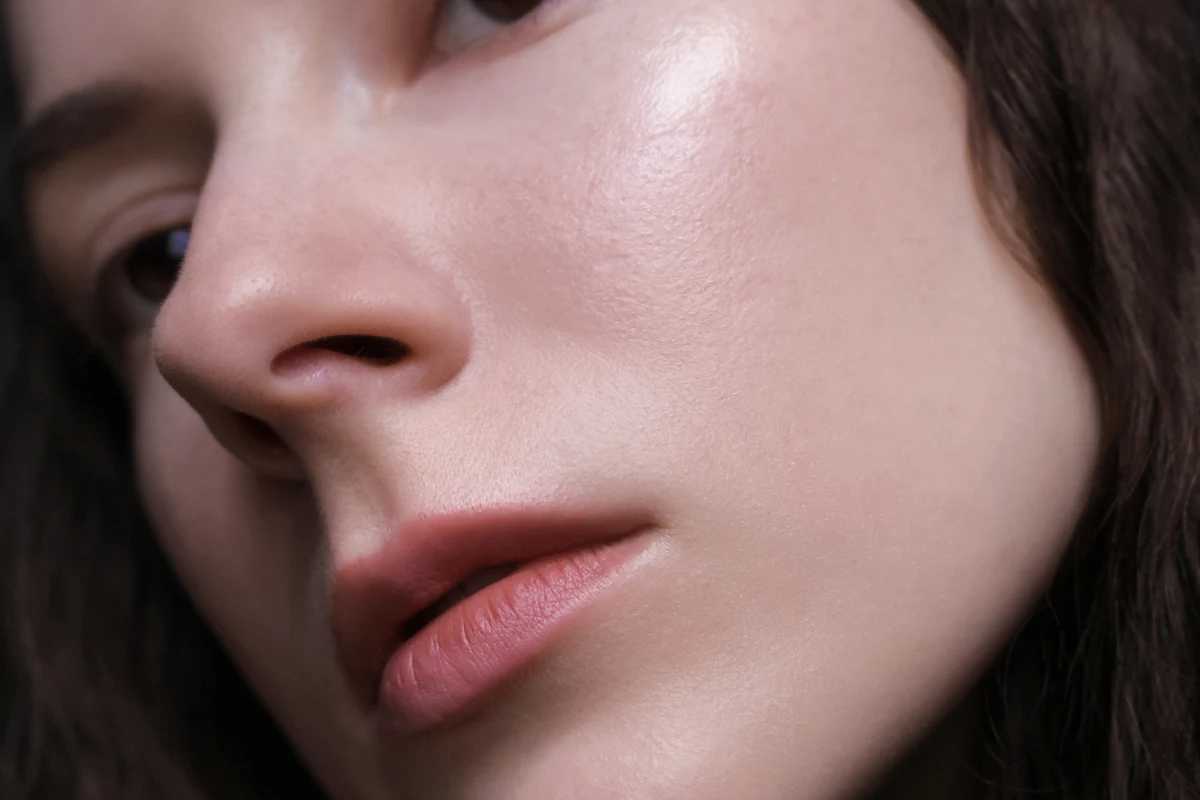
left=9, top=1, right=1100, bottom=798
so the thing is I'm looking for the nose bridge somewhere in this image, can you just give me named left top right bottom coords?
left=151, top=134, right=472, bottom=446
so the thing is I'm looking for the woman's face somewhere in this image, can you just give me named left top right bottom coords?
left=12, top=1, right=1100, bottom=797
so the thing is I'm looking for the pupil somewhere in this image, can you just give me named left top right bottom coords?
left=125, top=227, right=189, bottom=303
left=472, top=0, right=542, bottom=23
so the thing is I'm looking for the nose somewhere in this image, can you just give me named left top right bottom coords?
left=151, top=152, right=472, bottom=477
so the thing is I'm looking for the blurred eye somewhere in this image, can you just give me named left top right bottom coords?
left=93, top=223, right=190, bottom=345
left=435, top=0, right=548, bottom=55
left=118, top=225, right=190, bottom=305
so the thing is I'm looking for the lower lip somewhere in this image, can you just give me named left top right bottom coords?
left=375, top=537, right=646, bottom=736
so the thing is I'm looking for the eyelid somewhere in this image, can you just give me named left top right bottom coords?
left=87, top=192, right=197, bottom=280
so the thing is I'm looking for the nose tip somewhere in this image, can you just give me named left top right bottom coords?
left=150, top=234, right=472, bottom=475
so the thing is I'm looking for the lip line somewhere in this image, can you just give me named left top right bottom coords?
left=331, top=504, right=655, bottom=708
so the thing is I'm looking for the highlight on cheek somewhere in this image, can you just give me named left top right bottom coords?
left=645, top=18, right=744, bottom=128
left=629, top=16, right=747, bottom=179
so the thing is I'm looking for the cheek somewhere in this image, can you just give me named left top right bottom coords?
left=131, top=364, right=395, bottom=796
left=132, top=362, right=283, bottom=633
left=437, top=0, right=1101, bottom=553
left=130, top=362, right=367, bottom=779
left=434, top=10, right=761, bottom=350
left=418, top=1, right=1100, bottom=790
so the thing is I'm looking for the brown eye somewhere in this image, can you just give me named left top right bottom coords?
left=471, top=0, right=543, bottom=22
left=120, top=226, right=190, bottom=304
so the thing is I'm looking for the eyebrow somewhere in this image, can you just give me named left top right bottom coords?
left=7, top=81, right=152, bottom=188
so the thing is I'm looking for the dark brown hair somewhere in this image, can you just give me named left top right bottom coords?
left=2, top=1, right=1198, bottom=798
left=914, top=1, right=1200, bottom=797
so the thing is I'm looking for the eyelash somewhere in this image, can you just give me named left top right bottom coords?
left=94, top=221, right=192, bottom=342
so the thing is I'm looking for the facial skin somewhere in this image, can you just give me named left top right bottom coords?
left=11, top=1, right=1101, bottom=798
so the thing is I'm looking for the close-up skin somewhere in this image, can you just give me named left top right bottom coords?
left=1, top=1, right=1198, bottom=800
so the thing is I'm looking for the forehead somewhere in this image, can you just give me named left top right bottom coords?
left=7, top=0, right=322, bottom=117
left=12, top=0, right=163, bottom=112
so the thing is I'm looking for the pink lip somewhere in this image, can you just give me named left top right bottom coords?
left=332, top=506, right=652, bottom=735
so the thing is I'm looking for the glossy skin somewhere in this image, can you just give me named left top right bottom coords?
left=11, top=1, right=1101, bottom=798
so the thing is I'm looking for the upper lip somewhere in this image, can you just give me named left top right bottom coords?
left=331, top=504, right=652, bottom=708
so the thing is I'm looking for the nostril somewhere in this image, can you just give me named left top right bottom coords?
left=270, top=335, right=410, bottom=380
left=308, top=335, right=408, bottom=365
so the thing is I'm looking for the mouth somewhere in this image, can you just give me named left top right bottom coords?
left=331, top=506, right=654, bottom=736
left=399, top=563, right=520, bottom=642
